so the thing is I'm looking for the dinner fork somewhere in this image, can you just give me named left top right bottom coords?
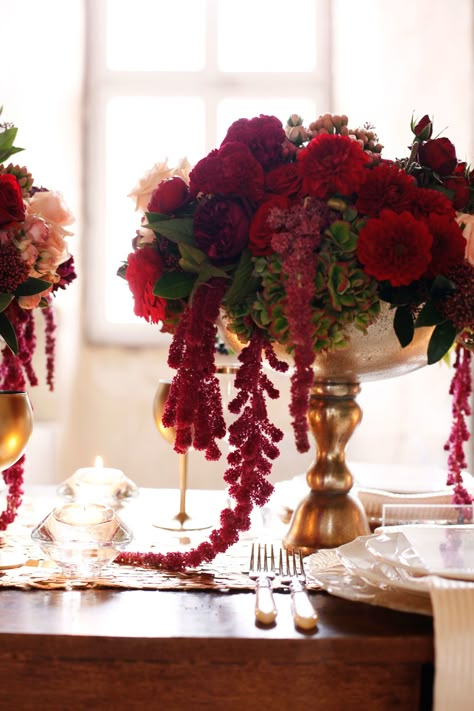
left=248, top=543, right=278, bottom=625
left=279, top=548, right=319, bottom=630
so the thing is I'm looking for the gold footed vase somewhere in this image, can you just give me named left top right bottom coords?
left=223, top=305, right=434, bottom=553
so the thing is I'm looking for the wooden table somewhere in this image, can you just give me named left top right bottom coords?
left=0, top=585, right=433, bottom=710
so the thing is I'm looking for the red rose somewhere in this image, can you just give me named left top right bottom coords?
left=442, top=164, right=470, bottom=211
left=147, top=176, right=190, bottom=214
left=249, top=195, right=290, bottom=256
left=0, top=173, right=25, bottom=228
left=418, top=137, right=457, bottom=176
left=425, top=214, right=466, bottom=276
left=355, top=163, right=416, bottom=217
left=221, top=114, right=285, bottom=170
left=193, top=197, right=250, bottom=263
left=413, top=114, right=433, bottom=140
left=297, top=133, right=369, bottom=199
left=125, top=247, right=168, bottom=324
left=357, top=209, right=433, bottom=286
left=264, top=163, right=302, bottom=199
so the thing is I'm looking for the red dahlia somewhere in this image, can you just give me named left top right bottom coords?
left=357, top=209, right=433, bottom=286
left=125, top=246, right=168, bottom=324
left=409, top=187, right=456, bottom=220
left=355, top=163, right=416, bottom=217
left=424, top=214, right=466, bottom=277
left=297, top=133, right=369, bottom=199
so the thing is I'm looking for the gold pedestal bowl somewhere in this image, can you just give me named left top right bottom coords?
left=223, top=306, right=433, bottom=554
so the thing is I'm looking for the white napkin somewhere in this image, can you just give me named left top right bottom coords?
left=430, top=578, right=474, bottom=711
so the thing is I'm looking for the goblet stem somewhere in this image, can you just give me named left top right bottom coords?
left=175, top=453, right=190, bottom=526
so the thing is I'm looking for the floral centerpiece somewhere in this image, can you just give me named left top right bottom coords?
left=119, top=111, right=474, bottom=570
left=0, top=110, right=76, bottom=530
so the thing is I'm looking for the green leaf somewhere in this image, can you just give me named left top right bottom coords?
left=196, top=262, right=230, bottom=282
left=0, top=146, right=24, bottom=163
left=430, top=274, right=456, bottom=297
left=394, top=306, right=414, bottom=347
left=178, top=242, right=207, bottom=266
left=223, top=249, right=259, bottom=306
left=0, top=312, right=18, bottom=354
left=14, top=277, right=51, bottom=297
left=415, top=301, right=444, bottom=327
left=145, top=217, right=194, bottom=245
left=0, top=293, right=14, bottom=313
left=427, top=321, right=457, bottom=364
left=153, top=271, right=196, bottom=299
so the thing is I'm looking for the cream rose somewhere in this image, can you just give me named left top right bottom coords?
left=129, top=158, right=192, bottom=212
left=456, top=212, right=474, bottom=266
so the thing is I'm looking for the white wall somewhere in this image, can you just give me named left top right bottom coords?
left=1, top=0, right=473, bottom=491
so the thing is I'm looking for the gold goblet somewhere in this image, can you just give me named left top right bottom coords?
left=152, top=366, right=240, bottom=532
left=0, top=390, right=34, bottom=471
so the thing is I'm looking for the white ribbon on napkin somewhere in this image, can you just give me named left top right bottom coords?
left=430, top=578, right=474, bottom=711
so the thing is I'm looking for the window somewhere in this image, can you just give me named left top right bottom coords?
left=85, top=0, right=332, bottom=344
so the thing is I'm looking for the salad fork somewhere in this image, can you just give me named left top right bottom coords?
left=248, top=543, right=278, bottom=625
left=279, top=548, right=319, bottom=630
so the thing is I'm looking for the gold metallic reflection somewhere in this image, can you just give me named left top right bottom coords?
left=0, top=391, right=33, bottom=470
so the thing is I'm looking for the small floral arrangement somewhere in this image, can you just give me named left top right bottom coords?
left=119, top=111, right=474, bottom=570
left=0, top=110, right=76, bottom=529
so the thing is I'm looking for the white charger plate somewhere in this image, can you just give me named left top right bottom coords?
left=366, top=526, right=474, bottom=582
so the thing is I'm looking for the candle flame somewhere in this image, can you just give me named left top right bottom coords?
left=94, top=455, right=104, bottom=468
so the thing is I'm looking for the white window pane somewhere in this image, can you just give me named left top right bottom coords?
left=106, top=0, right=206, bottom=71
left=104, top=96, right=205, bottom=324
left=217, top=98, right=318, bottom=143
left=218, top=0, right=317, bottom=72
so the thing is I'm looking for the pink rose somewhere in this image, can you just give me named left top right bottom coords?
left=27, top=191, right=74, bottom=229
left=129, top=159, right=191, bottom=212
left=456, top=212, right=474, bottom=266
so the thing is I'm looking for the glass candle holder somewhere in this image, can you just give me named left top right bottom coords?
left=31, top=503, right=133, bottom=578
left=57, top=456, right=138, bottom=507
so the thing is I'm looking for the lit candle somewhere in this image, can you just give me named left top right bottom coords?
left=72, top=455, right=127, bottom=502
left=57, top=503, right=110, bottom=526
left=46, top=502, right=116, bottom=544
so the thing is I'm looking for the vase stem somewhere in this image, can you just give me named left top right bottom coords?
left=284, top=380, right=370, bottom=554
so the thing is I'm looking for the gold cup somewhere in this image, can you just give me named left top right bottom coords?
left=0, top=391, right=33, bottom=471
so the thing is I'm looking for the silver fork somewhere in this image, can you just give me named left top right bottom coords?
left=279, top=548, right=318, bottom=630
left=248, top=543, right=278, bottom=625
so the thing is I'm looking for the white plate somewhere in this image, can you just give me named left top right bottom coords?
left=351, top=461, right=452, bottom=494
left=336, top=536, right=431, bottom=596
left=366, top=526, right=474, bottom=582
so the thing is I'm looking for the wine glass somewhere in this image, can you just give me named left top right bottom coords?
left=0, top=390, right=33, bottom=472
left=152, top=365, right=239, bottom=531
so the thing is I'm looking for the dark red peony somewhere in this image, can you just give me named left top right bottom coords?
left=193, top=197, right=250, bottom=263
left=264, top=163, right=302, bottom=199
left=355, top=163, right=416, bottom=217
left=297, top=133, right=369, bottom=199
left=189, top=143, right=264, bottom=203
left=418, top=137, right=457, bottom=176
left=147, top=176, right=190, bottom=214
left=357, top=209, right=433, bottom=286
left=0, top=174, right=25, bottom=229
left=424, top=214, right=466, bottom=276
left=249, top=195, right=290, bottom=256
left=125, top=246, right=168, bottom=324
left=221, top=114, right=286, bottom=170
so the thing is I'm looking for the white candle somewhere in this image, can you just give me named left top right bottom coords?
left=72, top=455, right=126, bottom=501
left=58, top=503, right=109, bottom=526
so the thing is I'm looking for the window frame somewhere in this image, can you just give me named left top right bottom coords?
left=84, top=0, right=333, bottom=346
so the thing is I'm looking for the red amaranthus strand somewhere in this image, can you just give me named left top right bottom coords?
left=271, top=226, right=319, bottom=452
left=444, top=343, right=473, bottom=505
left=162, top=278, right=228, bottom=460
left=43, top=303, right=57, bottom=391
left=116, top=329, right=287, bottom=571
